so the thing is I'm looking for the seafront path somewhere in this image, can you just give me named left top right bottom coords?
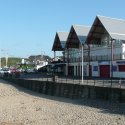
left=20, top=73, right=125, bottom=89
left=0, top=79, right=125, bottom=125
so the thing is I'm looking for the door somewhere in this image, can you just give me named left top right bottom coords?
left=100, top=65, right=110, bottom=78
left=68, top=66, right=74, bottom=76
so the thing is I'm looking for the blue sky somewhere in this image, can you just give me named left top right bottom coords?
left=0, top=0, right=125, bottom=58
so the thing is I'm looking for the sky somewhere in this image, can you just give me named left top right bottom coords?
left=0, top=0, right=125, bottom=58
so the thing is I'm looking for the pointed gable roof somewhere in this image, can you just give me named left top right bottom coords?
left=86, top=15, right=125, bottom=44
left=66, top=25, right=90, bottom=48
left=98, top=16, right=125, bottom=40
left=52, top=32, right=69, bottom=51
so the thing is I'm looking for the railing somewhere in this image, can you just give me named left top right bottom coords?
left=1, top=73, right=125, bottom=89
left=65, top=53, right=124, bottom=63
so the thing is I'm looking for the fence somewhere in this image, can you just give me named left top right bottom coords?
left=66, top=53, right=124, bottom=63
left=4, top=73, right=124, bottom=89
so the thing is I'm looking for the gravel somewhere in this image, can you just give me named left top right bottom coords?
left=0, top=79, right=125, bottom=125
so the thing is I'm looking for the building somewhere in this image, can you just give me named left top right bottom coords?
left=65, top=25, right=90, bottom=77
left=52, top=15, right=125, bottom=78
left=52, top=32, right=69, bottom=75
left=86, top=15, right=125, bottom=78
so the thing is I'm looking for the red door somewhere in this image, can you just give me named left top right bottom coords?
left=100, top=65, right=110, bottom=78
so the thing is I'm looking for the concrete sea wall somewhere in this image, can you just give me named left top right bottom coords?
left=2, top=78, right=125, bottom=102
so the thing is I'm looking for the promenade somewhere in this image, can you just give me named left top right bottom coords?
left=0, top=79, right=125, bottom=125
left=20, top=73, right=125, bottom=89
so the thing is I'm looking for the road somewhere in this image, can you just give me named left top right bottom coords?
left=0, top=79, right=125, bottom=125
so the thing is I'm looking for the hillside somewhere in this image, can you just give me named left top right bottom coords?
left=29, top=55, right=51, bottom=62
left=1, top=57, right=23, bottom=67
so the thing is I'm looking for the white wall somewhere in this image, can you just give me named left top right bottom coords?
left=122, top=44, right=125, bottom=59
left=69, top=60, right=125, bottom=78
left=36, top=61, right=48, bottom=70
left=90, top=46, right=122, bottom=57
left=113, top=72, right=125, bottom=78
left=91, top=62, right=99, bottom=77
left=112, top=61, right=125, bottom=78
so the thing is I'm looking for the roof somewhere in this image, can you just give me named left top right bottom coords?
left=66, top=25, right=90, bottom=48
left=73, top=25, right=90, bottom=44
left=86, top=15, right=125, bottom=44
left=98, top=15, right=125, bottom=40
left=52, top=32, right=69, bottom=51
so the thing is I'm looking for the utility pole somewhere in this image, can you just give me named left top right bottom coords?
left=3, top=49, right=9, bottom=68
left=82, top=44, right=84, bottom=84
left=0, top=56, right=1, bottom=69
left=6, top=52, right=8, bottom=67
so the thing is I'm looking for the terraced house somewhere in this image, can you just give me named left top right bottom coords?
left=52, top=15, right=125, bottom=79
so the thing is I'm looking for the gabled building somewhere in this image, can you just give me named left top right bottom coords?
left=65, top=25, right=90, bottom=76
left=52, top=32, right=68, bottom=52
left=51, top=15, right=125, bottom=79
left=52, top=32, right=69, bottom=75
left=86, top=15, right=125, bottom=78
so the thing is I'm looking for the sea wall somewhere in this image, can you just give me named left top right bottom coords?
left=1, top=78, right=125, bottom=102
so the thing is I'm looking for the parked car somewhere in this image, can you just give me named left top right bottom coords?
left=0, top=68, right=10, bottom=77
left=25, top=68, right=36, bottom=73
left=9, top=68, right=20, bottom=74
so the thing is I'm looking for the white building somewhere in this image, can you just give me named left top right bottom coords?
left=65, top=25, right=90, bottom=77
left=36, top=61, right=48, bottom=70
left=52, top=32, right=69, bottom=75
left=86, top=15, right=125, bottom=78
left=52, top=15, right=125, bottom=78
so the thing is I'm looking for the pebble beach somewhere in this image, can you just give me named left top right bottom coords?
left=0, top=79, right=125, bottom=125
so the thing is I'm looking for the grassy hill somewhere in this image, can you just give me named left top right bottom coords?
left=1, top=57, right=23, bottom=67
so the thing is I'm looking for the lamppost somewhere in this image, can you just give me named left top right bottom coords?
left=5, top=52, right=8, bottom=67
left=111, top=39, right=114, bottom=87
left=0, top=54, right=1, bottom=68
left=3, top=49, right=9, bottom=68
left=81, top=44, right=84, bottom=84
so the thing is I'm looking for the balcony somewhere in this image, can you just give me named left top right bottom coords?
left=64, top=53, right=125, bottom=63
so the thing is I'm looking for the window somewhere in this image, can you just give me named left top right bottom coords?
left=93, top=66, right=98, bottom=71
left=112, top=66, right=117, bottom=72
left=118, top=65, right=125, bottom=72
left=115, top=39, right=122, bottom=46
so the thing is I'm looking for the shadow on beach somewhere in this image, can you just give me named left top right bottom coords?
left=1, top=79, right=125, bottom=116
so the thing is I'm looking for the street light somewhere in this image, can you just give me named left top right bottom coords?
left=5, top=52, right=8, bottom=67
left=81, top=44, right=84, bottom=84
left=0, top=49, right=9, bottom=68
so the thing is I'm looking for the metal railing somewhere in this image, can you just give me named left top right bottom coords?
left=65, top=53, right=124, bottom=63
left=2, top=73, right=125, bottom=89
